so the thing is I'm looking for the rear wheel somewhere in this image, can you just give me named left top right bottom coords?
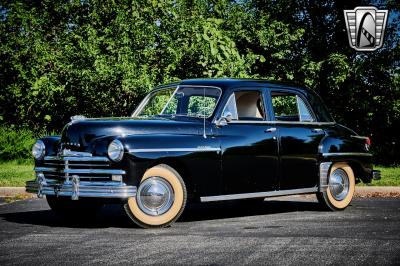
left=317, top=162, right=355, bottom=211
left=124, top=164, right=187, bottom=228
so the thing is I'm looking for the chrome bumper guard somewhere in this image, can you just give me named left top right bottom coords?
left=319, top=162, right=332, bottom=192
left=26, top=174, right=137, bottom=200
left=372, top=170, right=381, bottom=180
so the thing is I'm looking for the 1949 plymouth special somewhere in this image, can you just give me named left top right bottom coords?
left=26, top=79, right=380, bottom=228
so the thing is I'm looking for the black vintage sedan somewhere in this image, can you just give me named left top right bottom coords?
left=26, top=79, right=380, bottom=228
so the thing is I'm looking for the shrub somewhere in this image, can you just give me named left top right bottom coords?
left=0, top=127, right=37, bottom=161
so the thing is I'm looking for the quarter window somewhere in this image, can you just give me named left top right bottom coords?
left=271, top=92, right=314, bottom=122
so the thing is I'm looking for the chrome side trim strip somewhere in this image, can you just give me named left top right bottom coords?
left=200, top=187, right=318, bottom=202
left=350, top=135, right=369, bottom=140
left=128, top=147, right=221, bottom=153
left=322, top=152, right=372, bottom=157
left=226, top=121, right=335, bottom=125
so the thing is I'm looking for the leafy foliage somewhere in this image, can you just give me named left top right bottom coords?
left=0, top=127, right=36, bottom=160
left=0, top=0, right=399, bottom=164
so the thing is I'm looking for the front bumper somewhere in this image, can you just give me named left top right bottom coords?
left=26, top=174, right=137, bottom=200
left=27, top=150, right=137, bottom=200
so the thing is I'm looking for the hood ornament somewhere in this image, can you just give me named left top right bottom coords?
left=70, top=115, right=87, bottom=122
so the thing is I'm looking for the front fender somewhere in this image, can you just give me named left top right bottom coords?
left=39, top=136, right=61, bottom=157
left=119, top=134, right=222, bottom=197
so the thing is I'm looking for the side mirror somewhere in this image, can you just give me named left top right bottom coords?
left=216, top=112, right=233, bottom=127
left=224, top=112, right=233, bottom=122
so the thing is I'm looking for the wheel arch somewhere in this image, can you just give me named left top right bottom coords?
left=321, top=159, right=372, bottom=185
left=148, top=158, right=197, bottom=201
left=347, top=160, right=372, bottom=184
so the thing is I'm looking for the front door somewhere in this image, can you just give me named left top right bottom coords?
left=218, top=88, right=279, bottom=194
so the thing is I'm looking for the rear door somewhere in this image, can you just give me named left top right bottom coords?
left=269, top=89, right=326, bottom=190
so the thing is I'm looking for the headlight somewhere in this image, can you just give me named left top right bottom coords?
left=108, top=139, right=124, bottom=162
left=32, top=140, right=45, bottom=160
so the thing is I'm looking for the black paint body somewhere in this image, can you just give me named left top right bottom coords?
left=37, top=79, right=374, bottom=201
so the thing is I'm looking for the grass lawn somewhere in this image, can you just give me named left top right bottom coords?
left=0, top=161, right=34, bottom=187
left=361, top=166, right=400, bottom=186
left=0, top=161, right=399, bottom=187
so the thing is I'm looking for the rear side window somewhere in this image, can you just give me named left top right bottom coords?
left=271, top=92, right=314, bottom=122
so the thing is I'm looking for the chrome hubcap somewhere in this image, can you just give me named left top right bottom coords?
left=329, top=168, right=350, bottom=201
left=136, top=177, right=174, bottom=216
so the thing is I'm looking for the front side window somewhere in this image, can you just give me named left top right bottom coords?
left=221, top=90, right=265, bottom=121
left=135, top=86, right=221, bottom=118
left=271, top=92, right=314, bottom=122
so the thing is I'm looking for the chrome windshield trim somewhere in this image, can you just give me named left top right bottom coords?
left=161, top=85, right=180, bottom=114
left=322, top=152, right=372, bottom=157
left=200, top=187, right=318, bottom=202
left=128, top=147, right=221, bottom=153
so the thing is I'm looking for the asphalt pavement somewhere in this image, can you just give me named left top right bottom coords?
left=0, top=196, right=399, bottom=265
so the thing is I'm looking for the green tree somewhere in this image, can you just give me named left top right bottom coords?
left=0, top=0, right=399, bottom=164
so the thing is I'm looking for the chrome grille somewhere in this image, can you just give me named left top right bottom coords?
left=35, top=150, right=125, bottom=181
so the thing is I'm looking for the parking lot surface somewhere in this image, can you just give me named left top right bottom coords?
left=0, top=196, right=399, bottom=265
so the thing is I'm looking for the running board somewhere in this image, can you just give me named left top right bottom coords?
left=200, top=187, right=318, bottom=202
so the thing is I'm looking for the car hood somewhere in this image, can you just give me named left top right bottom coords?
left=61, top=117, right=202, bottom=150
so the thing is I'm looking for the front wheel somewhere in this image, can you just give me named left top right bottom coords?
left=124, top=164, right=187, bottom=228
left=317, top=162, right=355, bottom=211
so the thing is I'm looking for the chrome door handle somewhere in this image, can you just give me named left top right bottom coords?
left=265, top=127, right=277, bottom=133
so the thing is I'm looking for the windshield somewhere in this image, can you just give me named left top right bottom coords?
left=134, top=86, right=222, bottom=118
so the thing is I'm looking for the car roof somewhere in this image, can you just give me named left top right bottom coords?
left=158, top=78, right=310, bottom=93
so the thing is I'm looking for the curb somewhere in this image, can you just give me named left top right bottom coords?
left=0, top=186, right=399, bottom=198
left=0, top=187, right=27, bottom=197
left=354, top=186, right=400, bottom=198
